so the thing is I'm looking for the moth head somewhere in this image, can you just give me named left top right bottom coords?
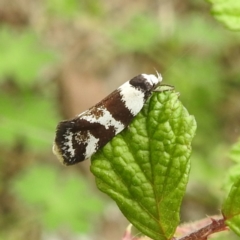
left=129, top=73, right=162, bottom=93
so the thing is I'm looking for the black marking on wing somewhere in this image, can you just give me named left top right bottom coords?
left=55, top=117, right=117, bottom=165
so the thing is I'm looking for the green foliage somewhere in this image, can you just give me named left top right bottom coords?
left=46, top=0, right=104, bottom=18
left=46, top=0, right=81, bottom=18
left=174, top=14, right=233, bottom=48
left=1, top=0, right=240, bottom=239
left=229, top=140, right=240, bottom=163
left=224, top=140, right=240, bottom=192
left=0, top=27, right=58, bottom=150
left=13, top=164, right=104, bottom=232
left=91, top=90, right=197, bottom=240
left=0, top=91, right=58, bottom=150
left=109, top=14, right=159, bottom=53
left=165, top=56, right=223, bottom=150
left=221, top=139, right=240, bottom=237
left=0, top=28, right=56, bottom=89
left=222, top=177, right=240, bottom=236
left=208, top=0, right=240, bottom=31
left=155, top=11, right=240, bottom=196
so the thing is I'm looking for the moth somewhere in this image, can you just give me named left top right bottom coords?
left=53, top=73, right=162, bottom=165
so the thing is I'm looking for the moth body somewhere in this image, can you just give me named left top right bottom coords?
left=53, top=73, right=162, bottom=165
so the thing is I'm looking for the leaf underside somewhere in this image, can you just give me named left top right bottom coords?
left=91, top=90, right=197, bottom=240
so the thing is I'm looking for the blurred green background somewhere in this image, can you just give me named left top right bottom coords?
left=0, top=0, right=240, bottom=239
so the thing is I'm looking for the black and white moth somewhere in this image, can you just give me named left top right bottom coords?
left=53, top=73, right=162, bottom=165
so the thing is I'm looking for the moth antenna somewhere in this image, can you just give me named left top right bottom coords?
left=153, top=68, right=162, bottom=83
left=156, top=70, right=162, bottom=81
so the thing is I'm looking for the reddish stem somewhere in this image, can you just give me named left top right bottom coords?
left=177, top=216, right=228, bottom=240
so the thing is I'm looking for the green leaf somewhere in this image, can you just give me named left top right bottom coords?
left=222, top=177, right=240, bottom=236
left=208, top=0, right=240, bottom=31
left=91, top=90, right=197, bottom=240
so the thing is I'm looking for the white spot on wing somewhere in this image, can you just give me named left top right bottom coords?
left=84, top=131, right=99, bottom=159
left=118, top=81, right=145, bottom=116
left=81, top=107, right=125, bottom=134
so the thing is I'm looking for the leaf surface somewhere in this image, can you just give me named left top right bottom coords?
left=91, top=90, right=196, bottom=240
